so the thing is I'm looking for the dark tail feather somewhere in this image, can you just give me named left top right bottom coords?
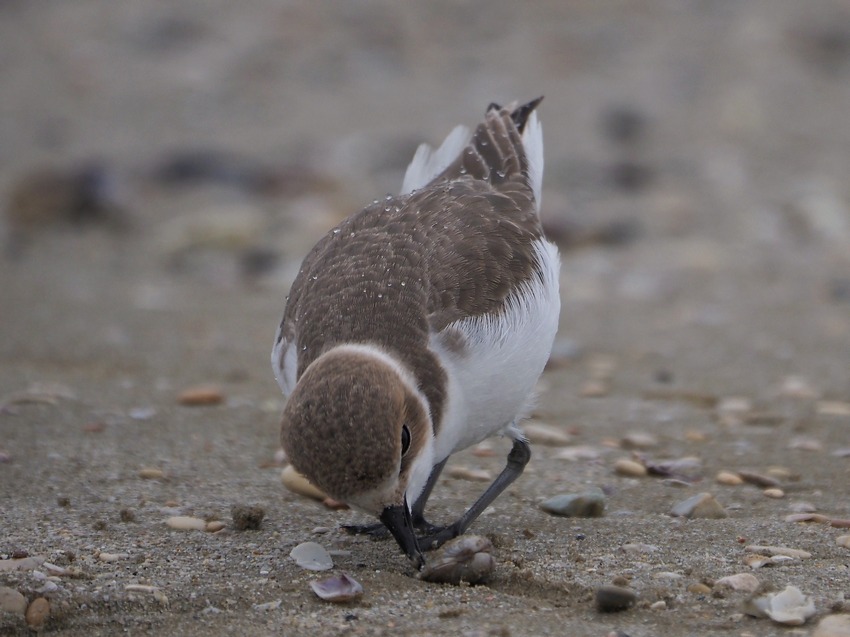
left=510, top=96, right=544, bottom=133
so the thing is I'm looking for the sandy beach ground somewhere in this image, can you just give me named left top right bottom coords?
left=2, top=2, right=850, bottom=635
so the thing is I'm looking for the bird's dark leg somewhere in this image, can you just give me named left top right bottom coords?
left=409, top=457, right=448, bottom=531
left=417, top=437, right=531, bottom=551
left=341, top=458, right=449, bottom=538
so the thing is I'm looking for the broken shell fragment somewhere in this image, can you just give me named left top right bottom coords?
left=743, top=585, right=816, bottom=626
left=419, top=535, right=495, bottom=585
left=310, top=573, right=364, bottom=602
left=290, top=542, right=333, bottom=571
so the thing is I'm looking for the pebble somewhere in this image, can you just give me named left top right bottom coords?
left=25, top=597, right=50, bottom=630
left=290, top=542, right=333, bottom=571
left=745, top=545, right=811, bottom=559
left=446, top=466, right=492, bottom=482
left=98, top=552, right=128, bottom=562
left=138, top=467, right=166, bottom=480
left=177, top=385, right=224, bottom=406
left=540, top=488, right=606, bottom=518
left=613, top=458, right=647, bottom=477
left=620, top=432, right=658, bottom=449
left=715, top=396, right=752, bottom=426
left=620, top=543, right=658, bottom=555
left=668, top=493, right=728, bottom=519
left=788, top=436, right=823, bottom=451
left=166, top=516, right=207, bottom=531
left=310, top=573, right=364, bottom=602
left=837, top=535, right=850, bottom=549
left=743, top=585, right=816, bottom=626
left=688, top=583, right=712, bottom=595
left=780, top=375, right=820, bottom=399
left=763, top=488, right=785, bottom=499
left=714, top=573, right=760, bottom=593
left=206, top=521, right=226, bottom=533
left=554, top=445, right=602, bottom=461
left=0, top=586, right=27, bottom=616
left=737, top=470, right=780, bottom=488
left=789, top=501, right=818, bottom=513
left=281, top=465, right=326, bottom=501
left=595, top=585, right=637, bottom=613
left=785, top=513, right=831, bottom=524
left=650, top=600, right=667, bottom=611
left=419, top=536, right=495, bottom=585
left=817, top=401, right=850, bottom=417
left=580, top=379, right=610, bottom=397
left=813, top=614, right=850, bottom=637
left=523, top=422, right=573, bottom=446
left=716, top=471, right=744, bottom=486
left=231, top=504, right=265, bottom=531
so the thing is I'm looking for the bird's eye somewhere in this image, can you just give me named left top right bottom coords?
left=401, top=425, right=411, bottom=456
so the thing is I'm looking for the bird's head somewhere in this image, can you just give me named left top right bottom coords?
left=280, top=345, right=434, bottom=568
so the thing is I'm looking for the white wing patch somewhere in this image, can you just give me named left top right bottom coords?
left=522, top=111, right=544, bottom=210
left=401, top=124, right=470, bottom=194
left=271, top=330, right=298, bottom=398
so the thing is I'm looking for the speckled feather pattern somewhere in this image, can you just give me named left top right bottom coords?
left=275, top=106, right=544, bottom=435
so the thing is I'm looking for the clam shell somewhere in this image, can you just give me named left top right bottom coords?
left=289, top=542, right=333, bottom=571
left=419, top=535, right=495, bottom=584
left=310, top=573, right=364, bottom=602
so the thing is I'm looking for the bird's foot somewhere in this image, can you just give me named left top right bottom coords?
left=415, top=523, right=461, bottom=552
left=341, top=522, right=390, bottom=539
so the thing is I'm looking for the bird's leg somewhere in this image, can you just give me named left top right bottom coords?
left=341, top=458, right=449, bottom=538
left=409, top=458, right=448, bottom=532
left=417, top=437, right=531, bottom=551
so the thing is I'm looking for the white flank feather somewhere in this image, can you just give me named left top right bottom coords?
left=401, top=124, right=470, bottom=194
left=521, top=110, right=544, bottom=210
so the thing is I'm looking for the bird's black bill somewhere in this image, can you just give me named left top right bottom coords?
left=380, top=501, right=425, bottom=570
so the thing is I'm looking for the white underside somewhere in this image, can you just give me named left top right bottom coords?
left=429, top=238, right=561, bottom=462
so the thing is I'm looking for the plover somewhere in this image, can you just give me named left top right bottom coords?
left=272, top=98, right=560, bottom=569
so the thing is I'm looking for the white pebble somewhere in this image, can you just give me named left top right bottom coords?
left=166, top=516, right=207, bottom=531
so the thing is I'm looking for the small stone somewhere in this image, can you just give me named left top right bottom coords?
left=281, top=465, right=326, bottom=501
left=737, top=470, right=780, bottom=488
left=780, top=375, right=820, bottom=399
left=595, top=585, right=637, bottom=613
left=813, top=614, right=850, bottom=637
left=613, top=458, right=647, bottom=477
left=166, top=516, right=207, bottom=531
left=620, top=432, right=658, bottom=449
left=523, top=422, right=573, bottom=446
left=650, top=600, right=667, bottom=611
left=446, top=466, right=492, bottom=482
left=785, top=513, right=831, bottom=524
left=716, top=471, right=744, bottom=486
left=540, top=488, right=606, bottom=518
left=25, top=597, right=50, bottom=630
left=817, top=401, right=850, bottom=417
left=0, top=586, right=27, bottom=616
left=766, top=466, right=795, bottom=481
left=310, top=573, right=364, bottom=602
left=831, top=519, right=850, bottom=528
left=669, top=493, right=728, bottom=519
left=688, top=583, right=712, bottom=595
left=837, top=535, right=850, bottom=549
left=419, top=535, right=495, bottom=585
left=178, top=385, right=224, bottom=406
left=206, top=521, right=226, bottom=532
left=763, top=488, right=785, bottom=499
left=685, top=429, right=707, bottom=442
left=788, top=436, right=823, bottom=451
left=98, top=552, right=128, bottom=562
left=715, top=396, right=752, bottom=426
left=580, top=379, right=610, bottom=397
left=789, top=501, right=818, bottom=513
left=554, top=445, right=602, bottom=461
left=620, top=543, right=658, bottom=555
left=231, top=504, right=265, bottom=531
left=290, top=542, right=333, bottom=571
left=714, top=573, right=760, bottom=593
left=138, top=467, right=166, bottom=480
left=745, top=545, right=812, bottom=559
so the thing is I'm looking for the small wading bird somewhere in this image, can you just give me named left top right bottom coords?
left=272, top=97, right=560, bottom=569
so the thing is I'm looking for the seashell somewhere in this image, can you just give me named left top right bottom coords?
left=419, top=535, right=495, bottom=585
left=310, top=573, right=364, bottom=602
left=290, top=542, right=333, bottom=571
left=743, top=585, right=816, bottom=626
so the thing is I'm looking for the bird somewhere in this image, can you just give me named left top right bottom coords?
left=272, top=97, right=560, bottom=570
